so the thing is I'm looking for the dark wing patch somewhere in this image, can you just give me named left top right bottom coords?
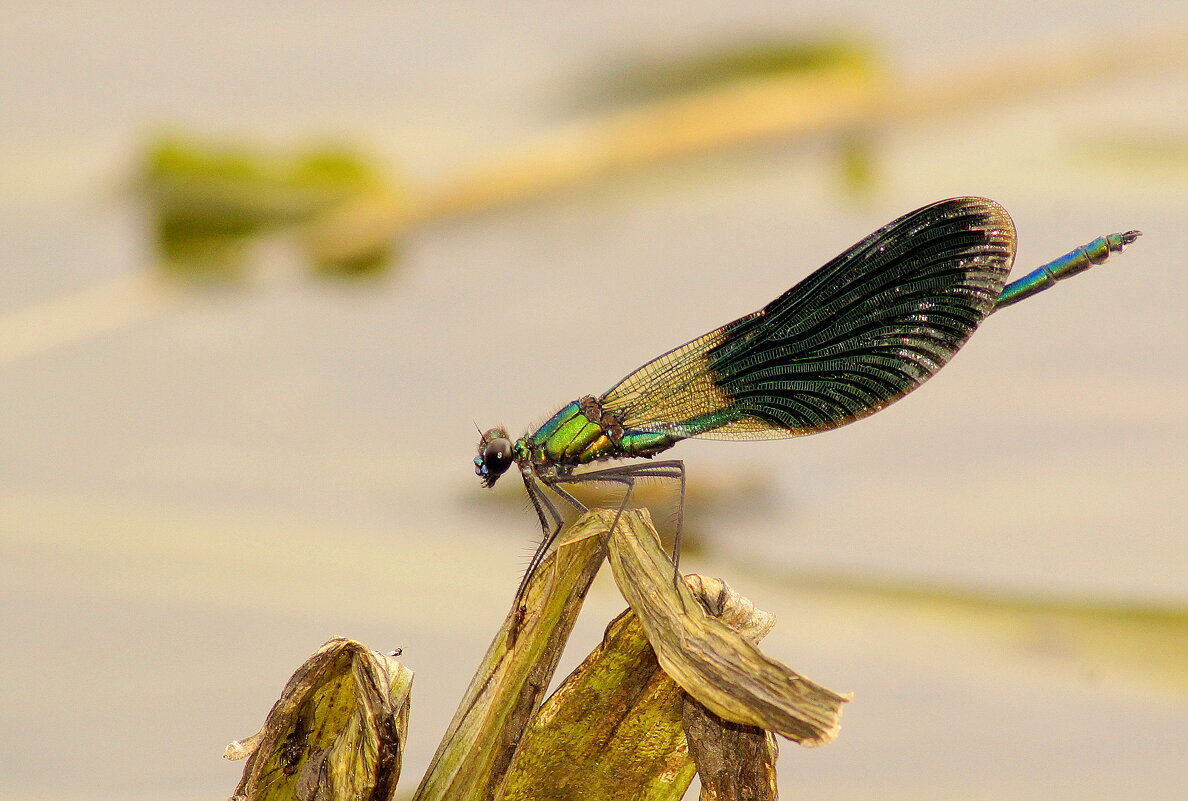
left=600, top=197, right=1016, bottom=439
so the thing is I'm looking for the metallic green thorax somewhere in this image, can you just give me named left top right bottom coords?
left=520, top=397, right=681, bottom=469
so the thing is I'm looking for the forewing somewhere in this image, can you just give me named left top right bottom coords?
left=600, top=197, right=1016, bottom=439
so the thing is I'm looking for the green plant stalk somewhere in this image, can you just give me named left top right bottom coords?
left=411, top=514, right=608, bottom=801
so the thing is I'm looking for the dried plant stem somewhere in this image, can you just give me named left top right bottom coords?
left=405, top=24, right=1187, bottom=227
left=407, top=64, right=876, bottom=227
left=0, top=272, right=180, bottom=366
left=4, top=25, right=1181, bottom=367
left=411, top=514, right=608, bottom=801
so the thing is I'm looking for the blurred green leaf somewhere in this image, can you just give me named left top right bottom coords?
left=582, top=36, right=880, bottom=108
left=836, top=131, right=878, bottom=196
left=140, top=137, right=403, bottom=280
left=312, top=243, right=398, bottom=279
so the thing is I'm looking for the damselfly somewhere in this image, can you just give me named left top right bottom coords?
left=474, top=197, right=1139, bottom=612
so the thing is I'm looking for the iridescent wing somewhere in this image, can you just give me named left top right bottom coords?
left=600, top=197, right=1016, bottom=440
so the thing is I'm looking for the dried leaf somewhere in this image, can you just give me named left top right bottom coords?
left=227, top=637, right=411, bottom=801
left=602, top=509, right=849, bottom=745
left=498, top=561, right=786, bottom=800
left=412, top=515, right=608, bottom=801
left=497, top=609, right=693, bottom=801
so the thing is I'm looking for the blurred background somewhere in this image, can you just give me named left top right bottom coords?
left=1, top=2, right=1185, bottom=799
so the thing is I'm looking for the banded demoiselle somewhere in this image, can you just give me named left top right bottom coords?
left=475, top=197, right=1140, bottom=611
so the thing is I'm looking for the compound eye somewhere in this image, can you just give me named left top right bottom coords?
left=483, top=437, right=514, bottom=476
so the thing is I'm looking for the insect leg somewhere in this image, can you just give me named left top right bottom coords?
left=550, top=460, right=688, bottom=592
left=544, top=468, right=635, bottom=543
left=511, top=471, right=568, bottom=630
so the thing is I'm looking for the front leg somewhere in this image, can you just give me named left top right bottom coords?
left=511, top=471, right=567, bottom=633
left=547, top=460, right=687, bottom=576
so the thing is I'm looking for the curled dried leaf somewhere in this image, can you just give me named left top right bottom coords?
left=497, top=559, right=785, bottom=800
left=682, top=574, right=775, bottom=643
left=228, top=637, right=412, bottom=801
left=601, top=509, right=849, bottom=745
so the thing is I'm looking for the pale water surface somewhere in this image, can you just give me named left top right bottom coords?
left=1, top=2, right=1185, bottom=799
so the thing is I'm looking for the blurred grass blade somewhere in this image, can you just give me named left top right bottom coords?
left=416, top=61, right=877, bottom=225
left=412, top=514, right=608, bottom=801
left=8, top=27, right=1175, bottom=368
left=786, top=571, right=1188, bottom=698
left=226, top=637, right=412, bottom=801
left=0, top=272, right=179, bottom=366
left=603, top=509, right=849, bottom=744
